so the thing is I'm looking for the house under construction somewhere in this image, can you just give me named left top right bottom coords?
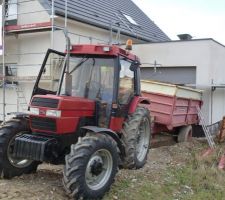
left=0, top=0, right=170, bottom=121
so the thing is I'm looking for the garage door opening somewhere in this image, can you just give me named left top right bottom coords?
left=140, top=66, right=196, bottom=85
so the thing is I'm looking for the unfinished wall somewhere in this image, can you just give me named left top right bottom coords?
left=0, top=2, right=145, bottom=121
left=17, top=0, right=50, bottom=24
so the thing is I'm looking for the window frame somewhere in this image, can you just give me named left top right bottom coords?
left=123, top=14, right=139, bottom=26
left=117, top=56, right=136, bottom=105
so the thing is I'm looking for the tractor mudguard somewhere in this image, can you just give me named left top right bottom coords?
left=128, top=96, right=150, bottom=114
left=7, top=112, right=29, bottom=118
left=82, top=126, right=126, bottom=157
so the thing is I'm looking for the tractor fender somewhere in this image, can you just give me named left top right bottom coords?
left=128, top=96, right=150, bottom=114
left=7, top=112, right=29, bottom=118
left=82, top=126, right=126, bottom=157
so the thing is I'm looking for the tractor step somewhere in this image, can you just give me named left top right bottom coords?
left=13, top=134, right=57, bottom=162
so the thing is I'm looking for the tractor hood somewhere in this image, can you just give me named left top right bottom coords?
left=30, top=95, right=95, bottom=114
left=29, top=95, right=95, bottom=134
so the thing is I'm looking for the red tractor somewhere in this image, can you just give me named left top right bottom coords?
left=0, top=43, right=151, bottom=199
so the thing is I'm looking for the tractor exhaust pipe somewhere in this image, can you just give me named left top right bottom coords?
left=56, top=29, right=71, bottom=96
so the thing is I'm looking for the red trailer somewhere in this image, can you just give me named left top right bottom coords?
left=141, top=80, right=203, bottom=142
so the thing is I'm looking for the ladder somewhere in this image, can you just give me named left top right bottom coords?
left=196, top=106, right=216, bottom=149
left=15, top=86, right=28, bottom=112
left=5, top=84, right=28, bottom=112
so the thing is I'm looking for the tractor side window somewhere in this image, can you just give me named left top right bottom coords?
left=119, top=59, right=134, bottom=104
left=99, top=66, right=114, bottom=102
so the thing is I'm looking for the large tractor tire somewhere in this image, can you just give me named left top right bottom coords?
left=121, top=106, right=151, bottom=169
left=0, top=118, right=39, bottom=179
left=63, top=133, right=118, bottom=200
left=177, top=125, right=193, bottom=143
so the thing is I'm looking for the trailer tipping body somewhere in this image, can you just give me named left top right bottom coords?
left=141, top=80, right=203, bottom=135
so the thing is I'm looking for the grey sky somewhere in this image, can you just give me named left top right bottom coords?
left=133, top=0, right=225, bottom=45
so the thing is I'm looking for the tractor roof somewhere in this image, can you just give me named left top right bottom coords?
left=70, top=44, right=139, bottom=61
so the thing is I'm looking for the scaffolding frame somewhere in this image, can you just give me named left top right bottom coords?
left=0, top=0, right=110, bottom=121
left=1, top=0, right=58, bottom=121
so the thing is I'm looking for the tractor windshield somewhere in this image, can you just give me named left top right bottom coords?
left=60, top=56, right=115, bottom=102
left=34, top=49, right=115, bottom=103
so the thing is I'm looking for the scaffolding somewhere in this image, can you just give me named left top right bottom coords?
left=0, top=0, right=110, bottom=121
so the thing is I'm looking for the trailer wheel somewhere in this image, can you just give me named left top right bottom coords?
left=178, top=125, right=193, bottom=143
left=63, top=133, right=118, bottom=199
left=121, top=107, right=151, bottom=169
left=0, top=118, right=39, bottom=179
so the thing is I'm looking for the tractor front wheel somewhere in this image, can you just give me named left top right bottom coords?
left=63, top=133, right=118, bottom=199
left=0, top=118, right=39, bottom=179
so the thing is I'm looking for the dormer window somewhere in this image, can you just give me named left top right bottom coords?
left=123, top=14, right=138, bottom=25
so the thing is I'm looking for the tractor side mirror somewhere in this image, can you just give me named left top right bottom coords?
left=130, top=61, right=139, bottom=71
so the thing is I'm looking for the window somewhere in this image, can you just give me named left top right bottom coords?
left=0, top=64, right=17, bottom=76
left=38, top=52, right=65, bottom=93
left=118, top=59, right=134, bottom=104
left=5, top=0, right=18, bottom=25
left=0, top=64, right=17, bottom=85
left=68, top=57, right=115, bottom=101
left=123, top=14, right=138, bottom=25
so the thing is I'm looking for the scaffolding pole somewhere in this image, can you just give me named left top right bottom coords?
left=51, top=0, right=54, bottom=49
left=65, top=0, right=68, bottom=28
left=2, top=0, right=5, bottom=121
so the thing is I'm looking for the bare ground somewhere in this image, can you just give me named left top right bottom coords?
left=0, top=140, right=223, bottom=200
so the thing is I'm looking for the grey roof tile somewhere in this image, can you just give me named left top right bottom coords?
left=40, top=0, right=170, bottom=42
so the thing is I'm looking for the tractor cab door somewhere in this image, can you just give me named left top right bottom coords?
left=110, top=57, right=140, bottom=125
left=118, top=58, right=136, bottom=115
left=32, top=49, right=65, bottom=96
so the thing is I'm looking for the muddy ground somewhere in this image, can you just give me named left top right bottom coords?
left=0, top=139, right=222, bottom=200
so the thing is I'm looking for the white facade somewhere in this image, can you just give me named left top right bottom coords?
left=132, top=39, right=225, bottom=124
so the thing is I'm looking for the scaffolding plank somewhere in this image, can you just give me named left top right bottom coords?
left=5, top=21, right=52, bottom=34
left=0, top=76, right=51, bottom=81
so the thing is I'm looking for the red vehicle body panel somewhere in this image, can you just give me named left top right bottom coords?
left=29, top=95, right=95, bottom=135
left=70, top=44, right=139, bottom=62
left=109, top=117, right=124, bottom=132
left=128, top=96, right=151, bottom=114
left=142, top=91, right=202, bottom=135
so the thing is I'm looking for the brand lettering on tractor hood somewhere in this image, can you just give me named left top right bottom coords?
left=39, top=109, right=46, bottom=115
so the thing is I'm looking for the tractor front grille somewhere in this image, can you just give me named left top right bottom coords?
left=30, top=117, right=56, bottom=132
left=31, top=97, right=59, bottom=108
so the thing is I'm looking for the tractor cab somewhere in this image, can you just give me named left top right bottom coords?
left=31, top=44, right=141, bottom=132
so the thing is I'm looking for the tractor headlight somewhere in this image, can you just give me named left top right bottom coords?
left=30, top=107, right=39, bottom=115
left=46, top=110, right=61, bottom=117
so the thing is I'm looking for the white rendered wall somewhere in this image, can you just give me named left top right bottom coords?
left=17, top=0, right=50, bottom=24
left=132, top=40, right=225, bottom=124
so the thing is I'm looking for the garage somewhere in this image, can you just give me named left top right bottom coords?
left=140, top=66, right=196, bottom=85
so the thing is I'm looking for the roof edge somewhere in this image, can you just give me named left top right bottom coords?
left=56, top=13, right=154, bottom=42
left=132, top=38, right=225, bottom=48
left=38, top=0, right=170, bottom=43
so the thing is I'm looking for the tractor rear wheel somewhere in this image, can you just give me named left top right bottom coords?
left=121, top=107, right=151, bottom=169
left=177, top=125, right=193, bottom=143
left=0, top=118, right=39, bottom=179
left=63, top=133, right=118, bottom=199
